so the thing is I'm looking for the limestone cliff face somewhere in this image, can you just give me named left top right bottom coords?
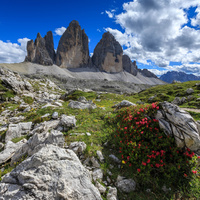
left=122, top=55, right=138, bottom=76
left=25, top=31, right=55, bottom=66
left=92, top=32, right=123, bottom=73
left=55, top=20, right=89, bottom=68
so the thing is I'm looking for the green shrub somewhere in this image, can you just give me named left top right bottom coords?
left=108, top=103, right=199, bottom=198
left=23, top=96, right=34, bottom=104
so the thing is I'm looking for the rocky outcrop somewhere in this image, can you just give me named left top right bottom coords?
left=122, top=55, right=138, bottom=76
left=156, top=102, right=200, bottom=155
left=56, top=20, right=90, bottom=68
left=0, top=145, right=102, bottom=200
left=92, top=32, right=123, bottom=73
left=138, top=68, right=158, bottom=78
left=25, top=31, right=55, bottom=66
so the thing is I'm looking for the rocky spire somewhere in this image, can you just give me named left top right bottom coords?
left=25, top=31, right=55, bottom=66
left=122, top=55, right=138, bottom=76
left=55, top=20, right=90, bottom=68
left=92, top=32, right=123, bottom=73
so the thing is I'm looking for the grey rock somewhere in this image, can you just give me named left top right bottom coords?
left=148, top=95, right=157, bottom=103
left=0, top=142, right=4, bottom=150
left=52, top=112, right=58, bottom=119
left=187, top=95, right=195, bottom=101
left=0, top=68, right=27, bottom=94
left=60, top=115, right=76, bottom=128
left=68, top=100, right=97, bottom=109
left=78, top=96, right=88, bottom=103
left=186, top=88, right=194, bottom=95
left=122, top=55, right=138, bottom=76
left=91, top=156, right=101, bottom=168
left=109, top=154, right=121, bottom=164
left=112, top=100, right=136, bottom=109
left=11, top=130, right=65, bottom=165
left=56, top=20, right=89, bottom=68
left=116, top=175, right=136, bottom=193
left=92, top=169, right=103, bottom=181
left=8, top=116, right=25, bottom=124
left=156, top=102, right=200, bottom=155
left=0, top=140, right=26, bottom=165
left=138, top=68, right=158, bottom=78
left=53, top=101, right=62, bottom=107
left=107, top=186, right=118, bottom=200
left=172, top=97, right=187, bottom=105
left=95, top=181, right=106, bottom=194
left=96, top=150, right=104, bottom=163
left=92, top=32, right=123, bottom=73
left=69, top=141, right=87, bottom=154
left=5, top=122, right=32, bottom=143
left=25, top=31, right=55, bottom=66
left=0, top=145, right=102, bottom=200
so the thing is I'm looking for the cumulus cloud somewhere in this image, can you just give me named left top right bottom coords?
left=105, top=0, right=200, bottom=74
left=0, top=38, right=30, bottom=63
left=54, top=27, right=66, bottom=36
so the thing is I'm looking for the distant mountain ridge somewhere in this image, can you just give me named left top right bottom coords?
left=160, top=71, right=200, bottom=83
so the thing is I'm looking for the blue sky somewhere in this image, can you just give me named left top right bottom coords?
left=1, top=0, right=200, bottom=77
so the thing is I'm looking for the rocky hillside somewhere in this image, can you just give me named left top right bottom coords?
left=0, top=68, right=199, bottom=199
left=160, top=71, right=200, bottom=83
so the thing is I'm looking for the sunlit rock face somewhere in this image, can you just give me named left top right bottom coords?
left=56, top=20, right=90, bottom=68
left=25, top=31, right=55, bottom=66
left=92, top=32, right=123, bottom=73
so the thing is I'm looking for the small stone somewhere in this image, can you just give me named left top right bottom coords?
left=95, top=181, right=106, bottom=194
left=116, top=176, right=136, bottom=193
left=0, top=142, right=4, bottom=150
left=52, top=112, right=58, bottom=119
left=69, top=141, right=86, bottom=154
left=109, top=154, right=120, bottom=164
left=107, top=186, right=117, bottom=200
left=54, top=102, right=62, bottom=107
left=186, top=88, right=194, bottom=95
left=91, top=157, right=101, bottom=168
left=86, top=132, right=91, bottom=136
left=92, top=169, right=103, bottom=181
left=60, top=115, right=76, bottom=128
left=41, top=113, right=50, bottom=118
left=97, top=150, right=104, bottom=163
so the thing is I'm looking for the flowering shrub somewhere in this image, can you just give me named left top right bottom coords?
left=109, top=103, right=199, bottom=195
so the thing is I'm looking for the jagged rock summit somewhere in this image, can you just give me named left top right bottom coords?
left=92, top=32, right=123, bottom=73
left=56, top=20, right=90, bottom=68
left=25, top=31, right=55, bottom=66
left=24, top=20, right=158, bottom=80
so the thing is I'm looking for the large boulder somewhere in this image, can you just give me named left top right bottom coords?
left=156, top=102, right=200, bottom=155
left=5, top=122, right=32, bottom=143
left=122, top=55, right=138, bottom=76
left=56, top=20, right=90, bottom=68
left=0, top=145, right=102, bottom=200
left=11, top=130, right=65, bottom=165
left=0, top=140, right=26, bottom=165
left=92, top=32, right=123, bottom=73
left=25, top=31, right=55, bottom=66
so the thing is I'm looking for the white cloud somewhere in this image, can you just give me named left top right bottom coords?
left=105, top=10, right=115, bottom=18
left=105, top=0, right=200, bottom=74
left=54, top=27, right=66, bottom=36
left=97, top=29, right=101, bottom=32
left=0, top=38, right=30, bottom=63
left=191, top=7, right=200, bottom=27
